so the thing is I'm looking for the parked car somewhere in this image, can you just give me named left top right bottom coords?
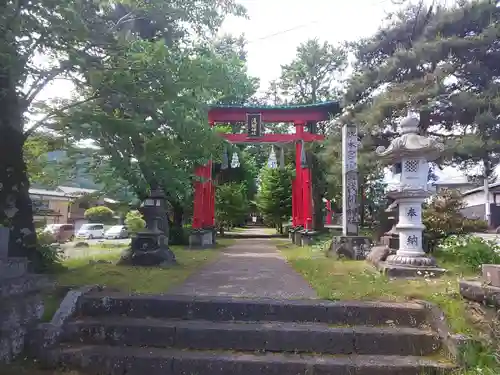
left=104, top=225, right=128, bottom=239
left=43, top=223, right=75, bottom=243
left=75, top=223, right=105, bottom=239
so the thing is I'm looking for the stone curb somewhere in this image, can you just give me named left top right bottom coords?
left=26, top=284, right=100, bottom=361
left=416, top=300, right=472, bottom=366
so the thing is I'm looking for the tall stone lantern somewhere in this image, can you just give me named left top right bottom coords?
left=375, top=112, right=446, bottom=277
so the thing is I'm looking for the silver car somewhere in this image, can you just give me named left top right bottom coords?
left=104, top=225, right=128, bottom=239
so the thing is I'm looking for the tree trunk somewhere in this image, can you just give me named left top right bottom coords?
left=172, top=203, right=184, bottom=229
left=308, top=149, right=325, bottom=231
left=0, top=93, right=37, bottom=265
left=167, top=200, right=185, bottom=245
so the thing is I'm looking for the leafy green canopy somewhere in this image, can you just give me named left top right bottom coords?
left=0, top=0, right=256, bottom=260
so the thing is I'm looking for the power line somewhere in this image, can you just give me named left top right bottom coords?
left=245, top=0, right=393, bottom=45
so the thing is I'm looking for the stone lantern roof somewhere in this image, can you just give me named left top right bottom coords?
left=375, top=114, right=445, bottom=165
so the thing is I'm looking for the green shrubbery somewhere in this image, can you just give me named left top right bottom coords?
left=84, top=206, right=115, bottom=223
left=437, top=235, right=500, bottom=271
left=423, top=189, right=488, bottom=252
left=34, top=230, right=65, bottom=272
left=124, top=210, right=146, bottom=234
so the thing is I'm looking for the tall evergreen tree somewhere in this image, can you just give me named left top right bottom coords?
left=342, top=0, right=500, bottom=224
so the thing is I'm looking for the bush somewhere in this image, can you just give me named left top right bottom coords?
left=125, top=210, right=146, bottom=234
left=35, top=230, right=65, bottom=273
left=169, top=225, right=188, bottom=245
left=423, top=189, right=488, bottom=251
left=84, top=206, right=114, bottom=223
left=436, top=234, right=500, bottom=271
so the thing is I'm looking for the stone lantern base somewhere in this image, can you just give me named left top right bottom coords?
left=327, top=235, right=372, bottom=260
left=378, top=254, right=446, bottom=278
left=118, top=231, right=176, bottom=267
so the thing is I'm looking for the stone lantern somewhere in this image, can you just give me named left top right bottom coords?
left=375, top=111, right=446, bottom=277
left=118, top=188, right=176, bottom=266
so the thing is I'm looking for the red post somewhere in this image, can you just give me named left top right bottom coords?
left=295, top=121, right=313, bottom=230
left=325, top=199, right=332, bottom=225
left=302, top=166, right=313, bottom=230
left=192, top=166, right=204, bottom=229
left=292, top=178, right=297, bottom=227
left=295, top=123, right=304, bottom=227
left=192, top=161, right=213, bottom=229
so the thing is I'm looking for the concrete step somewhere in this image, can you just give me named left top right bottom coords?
left=62, top=317, right=441, bottom=356
left=77, top=293, right=428, bottom=328
left=51, top=344, right=455, bottom=375
left=0, top=257, right=28, bottom=279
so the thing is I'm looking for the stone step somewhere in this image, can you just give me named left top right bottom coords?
left=0, top=274, right=52, bottom=299
left=77, top=293, right=428, bottom=328
left=62, top=317, right=441, bottom=356
left=51, top=344, right=455, bottom=375
left=0, top=257, right=28, bottom=279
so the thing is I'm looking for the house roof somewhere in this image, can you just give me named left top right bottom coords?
left=462, top=181, right=500, bottom=196
left=29, top=188, right=69, bottom=198
left=56, top=186, right=97, bottom=196
left=433, top=175, right=473, bottom=185
left=29, top=185, right=119, bottom=203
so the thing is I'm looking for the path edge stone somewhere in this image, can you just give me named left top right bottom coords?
left=26, top=284, right=101, bottom=361
left=416, top=299, right=474, bottom=366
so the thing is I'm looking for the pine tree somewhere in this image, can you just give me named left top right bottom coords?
left=256, top=167, right=293, bottom=233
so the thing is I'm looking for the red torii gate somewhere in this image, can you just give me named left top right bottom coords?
left=192, top=101, right=340, bottom=231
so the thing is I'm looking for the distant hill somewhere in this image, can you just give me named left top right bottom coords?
left=46, top=150, right=103, bottom=190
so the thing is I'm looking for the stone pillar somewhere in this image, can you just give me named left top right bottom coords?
left=0, top=227, right=8, bottom=259
left=329, top=124, right=371, bottom=260
left=342, top=124, right=358, bottom=236
left=394, top=157, right=428, bottom=259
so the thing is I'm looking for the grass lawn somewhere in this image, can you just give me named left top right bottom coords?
left=276, top=240, right=499, bottom=374
left=2, top=239, right=234, bottom=375
left=42, top=238, right=234, bottom=321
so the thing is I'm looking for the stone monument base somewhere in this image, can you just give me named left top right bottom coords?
left=381, top=233, right=399, bottom=250
left=459, top=264, right=500, bottom=308
left=118, top=231, right=176, bottom=266
left=189, top=229, right=216, bottom=249
left=1, top=257, right=52, bottom=363
left=327, top=235, right=372, bottom=260
left=366, top=245, right=394, bottom=265
left=378, top=262, right=447, bottom=278
left=299, top=230, right=319, bottom=247
left=288, top=227, right=302, bottom=244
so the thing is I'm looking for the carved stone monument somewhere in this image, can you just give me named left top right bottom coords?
left=328, top=124, right=371, bottom=260
left=1, top=226, right=50, bottom=362
left=374, top=111, right=446, bottom=277
left=118, top=188, right=176, bottom=266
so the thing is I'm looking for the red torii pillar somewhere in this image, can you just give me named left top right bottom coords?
left=294, top=122, right=313, bottom=230
left=192, top=161, right=214, bottom=230
left=325, top=199, right=333, bottom=225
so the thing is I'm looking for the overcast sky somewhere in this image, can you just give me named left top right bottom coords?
left=38, top=0, right=466, bottom=180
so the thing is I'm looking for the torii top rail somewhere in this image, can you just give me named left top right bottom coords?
left=192, top=101, right=341, bottom=230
